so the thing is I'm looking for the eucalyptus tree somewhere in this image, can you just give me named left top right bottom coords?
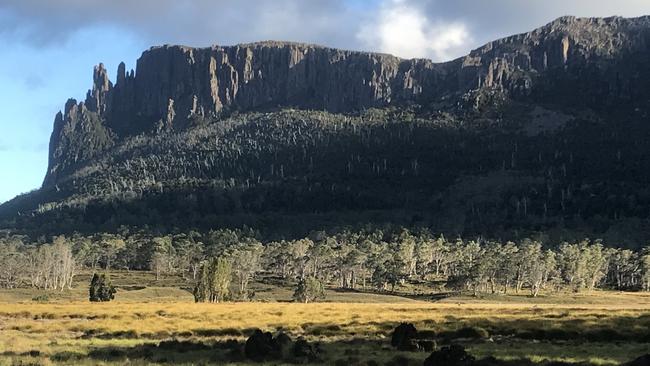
left=395, top=230, right=417, bottom=278
left=497, top=241, right=519, bottom=294
left=229, top=241, right=263, bottom=300
left=194, top=256, right=232, bottom=303
left=641, top=248, right=650, bottom=292
left=293, top=276, right=325, bottom=303
left=558, top=242, right=586, bottom=291
left=606, top=248, right=639, bottom=290
left=583, top=240, right=608, bottom=290
left=0, top=239, right=24, bottom=288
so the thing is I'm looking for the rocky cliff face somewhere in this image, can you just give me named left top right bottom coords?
left=44, top=16, right=650, bottom=186
left=457, top=16, right=650, bottom=104
left=129, top=42, right=441, bottom=126
left=94, top=41, right=447, bottom=134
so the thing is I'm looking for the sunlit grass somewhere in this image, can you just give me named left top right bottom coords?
left=1, top=275, right=650, bottom=365
left=0, top=297, right=649, bottom=364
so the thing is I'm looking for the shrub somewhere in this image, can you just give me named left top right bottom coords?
left=293, top=277, right=325, bottom=303
left=291, top=337, right=320, bottom=363
left=390, top=323, right=418, bottom=351
left=51, top=351, right=84, bottom=362
left=418, top=340, right=436, bottom=352
left=423, top=345, right=474, bottom=366
left=89, top=273, right=116, bottom=302
left=31, top=294, right=50, bottom=302
left=244, top=329, right=278, bottom=362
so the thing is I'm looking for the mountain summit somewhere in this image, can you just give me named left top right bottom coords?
left=45, top=16, right=650, bottom=186
left=4, top=16, right=650, bottom=242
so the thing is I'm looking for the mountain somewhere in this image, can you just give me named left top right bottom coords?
left=2, top=16, right=650, bottom=244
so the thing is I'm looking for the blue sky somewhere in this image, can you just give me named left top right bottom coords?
left=1, top=0, right=650, bottom=204
left=0, top=25, right=146, bottom=203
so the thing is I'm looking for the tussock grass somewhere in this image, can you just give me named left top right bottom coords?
left=1, top=281, right=650, bottom=364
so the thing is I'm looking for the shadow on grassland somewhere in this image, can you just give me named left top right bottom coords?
left=330, top=287, right=455, bottom=302
left=42, top=337, right=636, bottom=366
left=56, top=313, right=650, bottom=365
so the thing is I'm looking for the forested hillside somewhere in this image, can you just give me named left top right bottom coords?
left=2, top=15, right=650, bottom=247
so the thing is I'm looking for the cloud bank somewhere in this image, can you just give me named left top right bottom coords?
left=0, top=0, right=358, bottom=49
left=1, top=0, right=650, bottom=61
left=357, top=0, right=470, bottom=60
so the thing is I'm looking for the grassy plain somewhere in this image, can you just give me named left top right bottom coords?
left=0, top=272, right=649, bottom=365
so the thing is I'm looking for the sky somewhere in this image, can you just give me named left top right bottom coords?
left=1, top=0, right=650, bottom=204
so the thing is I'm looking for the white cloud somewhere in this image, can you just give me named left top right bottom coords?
left=357, top=0, right=471, bottom=60
left=3, top=0, right=649, bottom=58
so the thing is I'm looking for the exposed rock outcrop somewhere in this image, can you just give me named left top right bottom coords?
left=119, top=42, right=441, bottom=131
left=458, top=15, right=650, bottom=103
left=45, top=98, right=113, bottom=185
left=43, top=16, right=650, bottom=187
left=85, top=63, right=112, bottom=114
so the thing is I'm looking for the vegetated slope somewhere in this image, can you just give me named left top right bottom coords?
left=2, top=16, right=650, bottom=243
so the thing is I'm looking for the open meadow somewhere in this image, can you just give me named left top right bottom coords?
left=0, top=272, right=649, bottom=366
left=5, top=5, right=650, bottom=366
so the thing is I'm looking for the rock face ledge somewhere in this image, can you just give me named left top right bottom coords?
left=85, top=41, right=442, bottom=135
left=45, top=16, right=650, bottom=186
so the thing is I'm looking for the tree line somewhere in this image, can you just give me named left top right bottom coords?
left=0, top=235, right=75, bottom=290
left=1, top=228, right=649, bottom=297
left=8, top=107, right=650, bottom=249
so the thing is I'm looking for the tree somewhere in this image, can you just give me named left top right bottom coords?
left=307, top=238, right=335, bottom=280
left=607, top=248, right=639, bottom=290
left=149, top=236, right=176, bottom=278
left=528, top=249, right=557, bottom=297
left=230, top=242, right=263, bottom=300
left=99, top=235, right=126, bottom=270
left=150, top=251, right=167, bottom=281
left=264, top=241, right=292, bottom=278
left=583, top=240, right=607, bottom=290
left=558, top=242, right=586, bottom=291
left=343, top=247, right=367, bottom=289
left=288, top=239, right=313, bottom=280
left=395, top=230, right=417, bottom=278
left=24, top=237, right=77, bottom=291
left=450, top=239, right=483, bottom=294
left=641, top=248, right=650, bottom=292
left=193, top=257, right=232, bottom=303
left=497, top=241, right=519, bottom=294
left=73, top=237, right=101, bottom=269
left=415, top=232, right=435, bottom=278
left=466, top=241, right=488, bottom=296
left=481, top=241, right=503, bottom=294
left=293, top=276, right=325, bottom=303
left=193, top=264, right=210, bottom=302
left=0, top=239, right=24, bottom=289
left=556, top=240, right=608, bottom=292
left=89, top=273, right=116, bottom=302
left=175, top=235, right=204, bottom=280
left=372, top=257, right=404, bottom=292
left=514, top=239, right=541, bottom=293
left=426, top=235, right=450, bottom=277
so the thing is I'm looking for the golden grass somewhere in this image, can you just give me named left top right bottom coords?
left=1, top=286, right=650, bottom=365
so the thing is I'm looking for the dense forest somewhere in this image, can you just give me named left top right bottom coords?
left=2, top=227, right=649, bottom=297
left=3, top=104, right=650, bottom=247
